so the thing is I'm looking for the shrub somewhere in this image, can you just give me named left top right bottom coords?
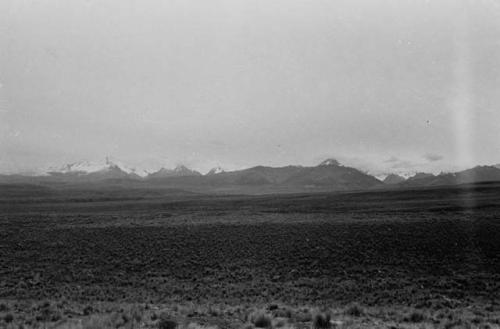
left=251, top=312, right=272, bottom=328
left=312, top=313, right=331, bottom=329
left=158, top=318, right=178, bottom=329
left=208, top=305, right=220, bottom=316
left=186, top=323, right=219, bottom=329
left=4, top=313, right=14, bottom=323
left=407, top=311, right=425, bottom=323
left=268, top=304, right=279, bottom=311
left=83, top=305, right=94, bottom=316
left=345, top=304, right=364, bottom=317
left=273, top=308, right=292, bottom=319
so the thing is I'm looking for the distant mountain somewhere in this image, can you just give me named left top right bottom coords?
left=282, top=160, right=382, bottom=190
left=407, top=172, right=435, bottom=181
left=145, top=160, right=382, bottom=192
left=206, top=167, right=225, bottom=175
left=45, top=159, right=141, bottom=182
left=3, top=158, right=500, bottom=194
left=47, top=162, right=138, bottom=182
left=49, top=160, right=108, bottom=175
left=383, top=174, right=406, bottom=185
left=401, top=166, right=500, bottom=187
left=47, top=159, right=149, bottom=179
left=84, top=163, right=133, bottom=180
left=190, top=165, right=305, bottom=186
left=147, top=165, right=202, bottom=179
left=230, top=165, right=304, bottom=185
left=318, top=158, right=340, bottom=166
left=455, top=166, right=500, bottom=184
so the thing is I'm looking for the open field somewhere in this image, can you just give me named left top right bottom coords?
left=1, top=183, right=500, bottom=328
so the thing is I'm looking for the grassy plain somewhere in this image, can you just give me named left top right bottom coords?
left=0, top=183, right=499, bottom=328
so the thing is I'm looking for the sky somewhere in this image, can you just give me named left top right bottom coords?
left=1, top=0, right=500, bottom=175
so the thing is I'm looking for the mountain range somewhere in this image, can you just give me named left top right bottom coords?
left=2, top=158, right=500, bottom=194
left=383, top=174, right=406, bottom=185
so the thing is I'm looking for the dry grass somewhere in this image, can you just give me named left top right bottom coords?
left=1, top=186, right=500, bottom=328
left=1, top=300, right=500, bottom=329
left=249, top=311, right=273, bottom=328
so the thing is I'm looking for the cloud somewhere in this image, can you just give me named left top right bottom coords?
left=423, top=153, right=443, bottom=162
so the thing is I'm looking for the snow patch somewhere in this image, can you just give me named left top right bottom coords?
left=47, top=158, right=150, bottom=177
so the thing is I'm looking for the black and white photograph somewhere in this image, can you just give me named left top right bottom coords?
left=1, top=0, right=500, bottom=328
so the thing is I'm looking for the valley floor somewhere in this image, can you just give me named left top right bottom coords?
left=1, top=183, right=500, bottom=328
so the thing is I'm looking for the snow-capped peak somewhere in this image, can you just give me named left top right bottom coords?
left=47, top=158, right=150, bottom=177
left=147, top=164, right=202, bottom=178
left=173, top=165, right=190, bottom=172
left=318, top=158, right=340, bottom=166
left=207, top=166, right=225, bottom=175
left=49, top=160, right=107, bottom=174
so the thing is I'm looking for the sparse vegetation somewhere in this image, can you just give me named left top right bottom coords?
left=158, top=311, right=178, bottom=329
left=0, top=184, right=499, bottom=328
left=312, top=312, right=331, bottom=329
left=1, top=301, right=499, bottom=329
left=345, top=304, right=364, bottom=317
left=251, top=312, right=273, bottom=328
left=159, top=318, right=178, bottom=329
left=406, top=310, right=426, bottom=323
left=4, top=313, right=14, bottom=323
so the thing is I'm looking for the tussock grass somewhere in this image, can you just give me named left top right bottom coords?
left=1, top=299, right=499, bottom=329
left=312, top=312, right=331, bottom=329
left=250, top=311, right=273, bottom=328
left=3, top=313, right=14, bottom=323
left=405, top=310, right=426, bottom=323
left=344, top=303, right=364, bottom=317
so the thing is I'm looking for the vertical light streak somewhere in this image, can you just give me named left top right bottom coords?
left=451, top=3, right=475, bottom=173
left=449, top=2, right=476, bottom=208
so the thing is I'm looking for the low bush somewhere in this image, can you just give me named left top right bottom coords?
left=344, top=304, right=364, bottom=317
left=4, top=313, right=14, bottom=323
left=312, top=312, right=331, bottom=329
left=158, top=318, right=178, bottom=329
left=251, top=312, right=272, bottom=328
left=406, top=310, right=425, bottom=323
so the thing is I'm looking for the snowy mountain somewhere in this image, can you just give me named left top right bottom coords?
left=206, top=166, right=225, bottom=175
left=147, top=165, right=202, bottom=179
left=318, top=158, right=341, bottom=166
left=383, top=174, right=406, bottom=185
left=283, top=160, right=382, bottom=189
left=49, top=160, right=105, bottom=175
left=47, top=158, right=149, bottom=178
left=3, top=158, right=500, bottom=193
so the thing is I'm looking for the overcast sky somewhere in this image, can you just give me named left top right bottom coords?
left=1, top=0, right=499, bottom=175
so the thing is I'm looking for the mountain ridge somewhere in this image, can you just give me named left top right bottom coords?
left=383, top=174, right=406, bottom=185
left=2, top=159, right=500, bottom=194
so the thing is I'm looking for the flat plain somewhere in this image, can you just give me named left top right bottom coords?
left=1, top=183, right=500, bottom=328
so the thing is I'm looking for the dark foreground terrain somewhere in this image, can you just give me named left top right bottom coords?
left=1, top=183, right=500, bottom=328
